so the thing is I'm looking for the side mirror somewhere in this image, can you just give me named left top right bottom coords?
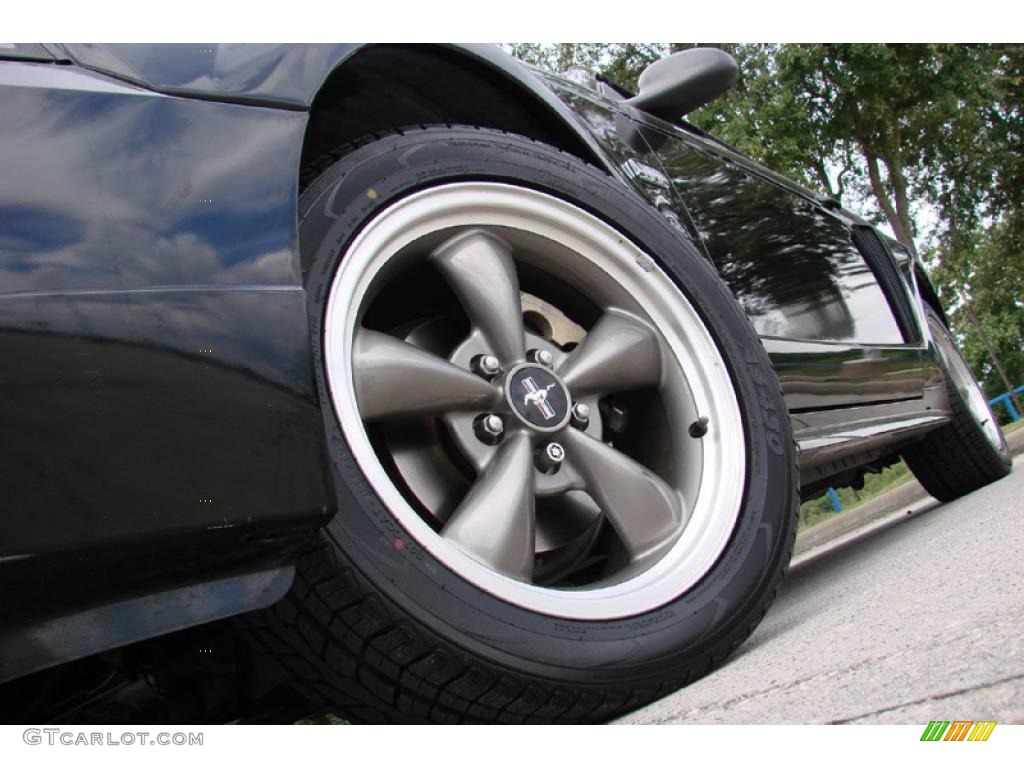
left=626, top=47, right=739, bottom=121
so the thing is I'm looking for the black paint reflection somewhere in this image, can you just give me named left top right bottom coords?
left=0, top=289, right=330, bottom=558
left=521, top=73, right=905, bottom=346
left=640, top=129, right=905, bottom=345
left=0, top=63, right=331, bottom=568
left=761, top=338, right=926, bottom=411
left=63, top=44, right=357, bottom=106
left=0, top=63, right=303, bottom=293
left=535, top=73, right=694, bottom=238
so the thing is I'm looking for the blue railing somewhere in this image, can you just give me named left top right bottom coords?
left=826, top=487, right=844, bottom=513
left=989, top=385, right=1024, bottom=423
left=823, top=383, right=1022, bottom=513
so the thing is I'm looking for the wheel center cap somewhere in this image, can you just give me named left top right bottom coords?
left=505, top=363, right=571, bottom=432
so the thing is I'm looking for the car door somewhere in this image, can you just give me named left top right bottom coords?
left=627, top=120, right=930, bottom=415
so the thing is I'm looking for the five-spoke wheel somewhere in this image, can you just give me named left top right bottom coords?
left=351, top=228, right=687, bottom=583
left=324, top=181, right=748, bottom=619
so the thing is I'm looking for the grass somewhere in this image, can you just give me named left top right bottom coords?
left=799, top=460, right=912, bottom=532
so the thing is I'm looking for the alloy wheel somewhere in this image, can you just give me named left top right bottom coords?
left=323, top=182, right=746, bottom=619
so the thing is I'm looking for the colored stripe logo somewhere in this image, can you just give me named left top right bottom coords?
left=920, top=720, right=996, bottom=741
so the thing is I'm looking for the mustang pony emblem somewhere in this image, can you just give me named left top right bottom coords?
left=521, top=377, right=557, bottom=421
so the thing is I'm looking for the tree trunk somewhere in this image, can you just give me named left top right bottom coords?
left=884, top=153, right=918, bottom=257
left=815, top=161, right=836, bottom=198
left=862, top=145, right=918, bottom=255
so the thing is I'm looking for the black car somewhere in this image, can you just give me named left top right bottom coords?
left=0, top=43, right=1011, bottom=724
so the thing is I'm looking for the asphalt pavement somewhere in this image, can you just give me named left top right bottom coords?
left=619, top=455, right=1024, bottom=724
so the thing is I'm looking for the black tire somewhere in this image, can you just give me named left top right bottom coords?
left=902, top=307, right=1012, bottom=502
left=242, top=126, right=798, bottom=723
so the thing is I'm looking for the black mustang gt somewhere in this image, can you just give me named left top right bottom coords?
left=0, top=43, right=1011, bottom=724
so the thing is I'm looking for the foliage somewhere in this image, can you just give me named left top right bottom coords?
left=505, top=43, right=667, bottom=91
left=929, top=220, right=1024, bottom=408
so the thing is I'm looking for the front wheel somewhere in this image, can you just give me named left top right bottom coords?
left=244, top=126, right=798, bottom=723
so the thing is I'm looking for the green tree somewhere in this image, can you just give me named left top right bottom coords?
left=931, top=222, right=1024, bottom=415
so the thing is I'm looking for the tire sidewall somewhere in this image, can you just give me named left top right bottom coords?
left=299, top=128, right=796, bottom=684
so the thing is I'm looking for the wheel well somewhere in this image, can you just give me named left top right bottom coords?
left=300, top=45, right=603, bottom=182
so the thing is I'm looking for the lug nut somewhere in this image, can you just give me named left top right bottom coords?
left=570, top=402, right=590, bottom=429
left=472, top=354, right=501, bottom=379
left=474, top=414, right=504, bottom=445
left=535, top=442, right=565, bottom=474
left=527, top=348, right=554, bottom=368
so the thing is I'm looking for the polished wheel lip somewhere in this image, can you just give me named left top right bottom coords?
left=929, top=315, right=1007, bottom=453
left=323, top=182, right=746, bottom=620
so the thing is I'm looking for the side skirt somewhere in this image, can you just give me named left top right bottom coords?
left=0, top=567, right=294, bottom=685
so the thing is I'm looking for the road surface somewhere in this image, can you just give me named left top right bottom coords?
left=619, top=455, right=1024, bottom=724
